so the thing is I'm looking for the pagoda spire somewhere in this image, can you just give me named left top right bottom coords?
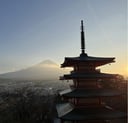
left=81, top=20, right=85, bottom=54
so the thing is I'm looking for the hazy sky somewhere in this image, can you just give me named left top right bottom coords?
left=0, top=0, right=127, bottom=76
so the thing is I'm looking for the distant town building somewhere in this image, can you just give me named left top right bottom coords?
left=56, top=20, right=126, bottom=123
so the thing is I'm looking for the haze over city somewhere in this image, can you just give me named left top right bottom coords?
left=0, top=0, right=127, bottom=77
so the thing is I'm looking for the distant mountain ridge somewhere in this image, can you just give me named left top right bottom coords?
left=39, top=60, right=58, bottom=65
left=0, top=60, right=68, bottom=80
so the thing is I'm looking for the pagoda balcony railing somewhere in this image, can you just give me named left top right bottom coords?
left=70, top=69, right=101, bottom=74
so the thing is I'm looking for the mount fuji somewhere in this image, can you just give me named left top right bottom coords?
left=0, top=60, right=69, bottom=80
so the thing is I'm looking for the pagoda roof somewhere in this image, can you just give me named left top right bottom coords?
left=61, top=21, right=115, bottom=68
left=60, top=88, right=122, bottom=98
left=61, top=53, right=115, bottom=67
left=60, top=72, right=117, bottom=80
left=56, top=103, right=126, bottom=121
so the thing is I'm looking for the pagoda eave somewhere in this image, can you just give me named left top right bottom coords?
left=57, top=104, right=126, bottom=121
left=60, top=111, right=126, bottom=121
left=60, top=73, right=117, bottom=80
left=60, top=89, right=123, bottom=98
left=61, top=56, right=115, bottom=68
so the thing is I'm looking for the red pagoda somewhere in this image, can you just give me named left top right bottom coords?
left=56, top=20, right=126, bottom=123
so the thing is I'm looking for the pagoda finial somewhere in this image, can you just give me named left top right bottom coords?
left=81, top=20, right=85, bottom=54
